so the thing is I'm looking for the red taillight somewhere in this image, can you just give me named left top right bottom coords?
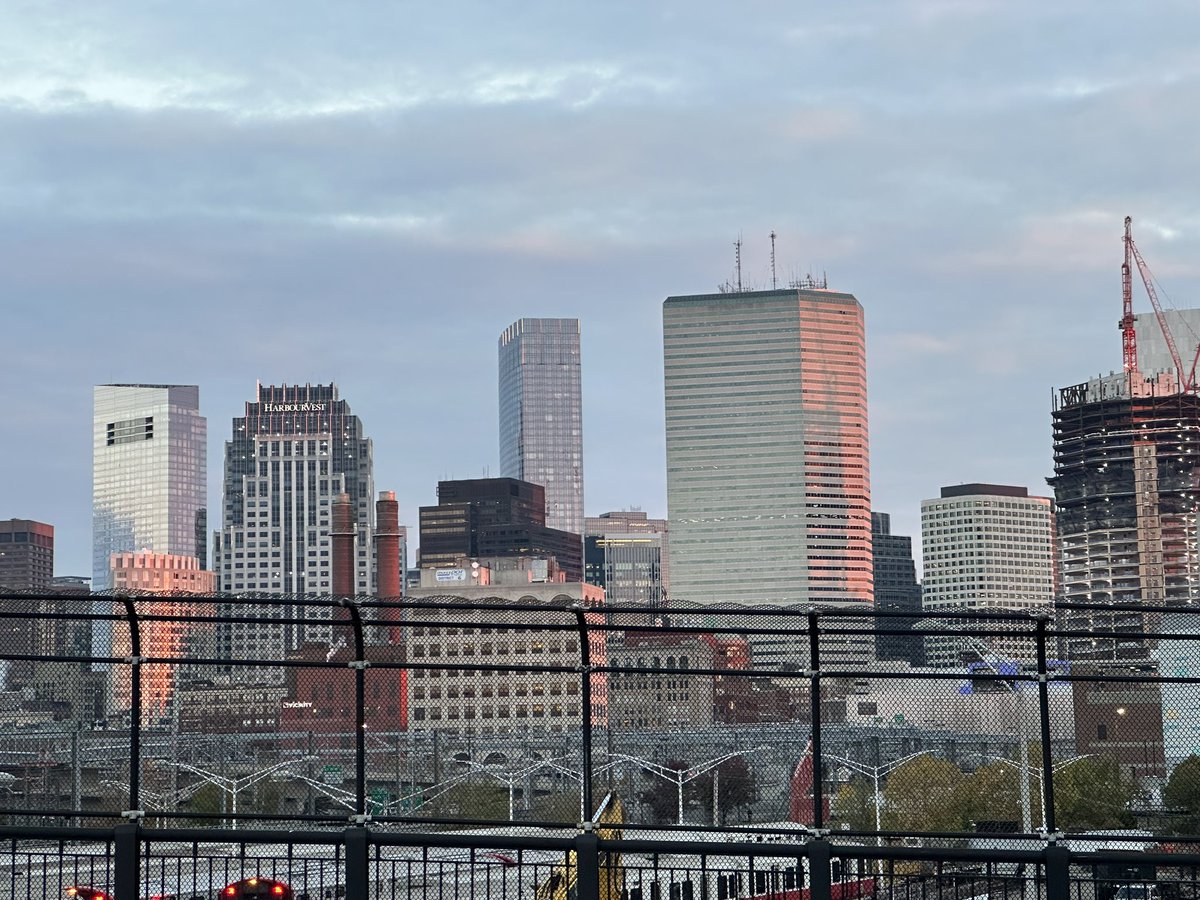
left=273, top=887, right=285, bottom=896
left=224, top=888, right=237, bottom=897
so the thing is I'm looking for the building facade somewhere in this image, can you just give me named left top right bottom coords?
left=663, top=288, right=871, bottom=608
left=108, top=552, right=215, bottom=721
left=212, top=383, right=375, bottom=668
left=499, top=318, right=585, bottom=538
left=871, top=512, right=923, bottom=666
left=921, top=484, right=1056, bottom=667
left=584, top=511, right=668, bottom=605
left=418, top=478, right=582, bottom=580
left=0, top=519, right=54, bottom=689
left=92, top=384, right=207, bottom=591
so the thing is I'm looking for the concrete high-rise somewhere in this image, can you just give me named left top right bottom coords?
left=1050, top=369, right=1200, bottom=661
left=498, top=318, right=584, bottom=538
left=0, top=519, right=54, bottom=689
left=921, top=484, right=1055, bottom=667
left=663, top=287, right=872, bottom=608
left=212, top=383, right=374, bottom=666
left=92, top=385, right=207, bottom=591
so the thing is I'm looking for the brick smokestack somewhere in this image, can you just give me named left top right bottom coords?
left=375, top=491, right=402, bottom=600
left=332, top=492, right=356, bottom=599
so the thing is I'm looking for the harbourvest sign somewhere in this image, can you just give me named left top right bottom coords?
left=262, top=402, right=327, bottom=413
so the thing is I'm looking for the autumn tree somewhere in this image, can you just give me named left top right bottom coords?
left=1053, top=755, right=1135, bottom=830
left=832, top=776, right=876, bottom=832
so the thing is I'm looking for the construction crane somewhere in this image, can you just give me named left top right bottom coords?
left=1122, top=216, right=1196, bottom=391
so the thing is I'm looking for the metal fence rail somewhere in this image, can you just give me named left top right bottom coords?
left=2, top=592, right=1199, bottom=898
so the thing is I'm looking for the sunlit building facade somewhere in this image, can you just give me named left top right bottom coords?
left=663, top=288, right=872, bottom=607
left=109, top=552, right=215, bottom=722
left=92, top=385, right=207, bottom=591
left=499, top=318, right=585, bottom=539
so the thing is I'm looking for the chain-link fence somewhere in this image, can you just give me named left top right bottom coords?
left=2, top=592, right=1200, bottom=899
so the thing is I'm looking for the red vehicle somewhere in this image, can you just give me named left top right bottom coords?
left=65, top=889, right=111, bottom=900
left=220, top=877, right=293, bottom=899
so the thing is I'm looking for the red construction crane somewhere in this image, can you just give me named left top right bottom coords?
left=1122, top=215, right=1196, bottom=392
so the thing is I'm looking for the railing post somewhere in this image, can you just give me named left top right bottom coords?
left=572, top=604, right=594, bottom=820
left=340, top=598, right=368, bottom=818
left=344, top=826, right=370, bottom=900
left=119, top=597, right=142, bottom=816
left=1035, top=614, right=1057, bottom=834
left=113, top=822, right=140, bottom=900
left=808, top=837, right=833, bottom=900
left=808, top=610, right=824, bottom=830
left=574, top=830, right=601, bottom=900
left=1044, top=843, right=1070, bottom=900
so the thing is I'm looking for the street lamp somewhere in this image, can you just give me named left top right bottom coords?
left=825, top=749, right=931, bottom=874
left=610, top=747, right=768, bottom=825
left=166, top=757, right=310, bottom=828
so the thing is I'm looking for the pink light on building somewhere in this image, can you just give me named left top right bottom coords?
left=110, top=551, right=215, bottom=722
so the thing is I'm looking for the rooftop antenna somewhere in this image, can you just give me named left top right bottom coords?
left=770, top=231, right=778, bottom=289
left=734, top=235, right=743, bottom=292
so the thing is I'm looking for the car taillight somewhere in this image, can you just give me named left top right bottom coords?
left=224, top=888, right=237, bottom=897
left=273, top=886, right=285, bottom=896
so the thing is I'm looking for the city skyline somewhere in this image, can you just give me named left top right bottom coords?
left=6, top=3, right=1200, bottom=579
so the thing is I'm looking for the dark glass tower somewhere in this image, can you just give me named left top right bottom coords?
left=871, top=511, right=924, bottom=666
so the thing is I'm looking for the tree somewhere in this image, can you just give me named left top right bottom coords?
left=1054, top=755, right=1135, bottom=830
left=528, top=790, right=583, bottom=823
left=184, top=783, right=225, bottom=823
left=832, top=776, right=876, bottom=833
left=694, top=757, right=757, bottom=824
left=1163, top=755, right=1200, bottom=834
left=881, top=756, right=968, bottom=833
left=956, top=761, right=1033, bottom=830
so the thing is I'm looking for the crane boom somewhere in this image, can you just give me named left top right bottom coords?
left=1127, top=218, right=1188, bottom=390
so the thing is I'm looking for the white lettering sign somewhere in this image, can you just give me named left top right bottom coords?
left=435, top=568, right=468, bottom=582
left=282, top=701, right=312, bottom=709
left=262, top=402, right=328, bottom=413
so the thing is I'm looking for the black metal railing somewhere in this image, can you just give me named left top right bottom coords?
left=2, top=592, right=1199, bottom=899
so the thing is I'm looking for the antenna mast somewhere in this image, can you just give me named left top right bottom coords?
left=770, top=231, right=778, bottom=289
left=734, top=236, right=743, bottom=292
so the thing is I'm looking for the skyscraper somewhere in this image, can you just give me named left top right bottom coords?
left=212, top=383, right=374, bottom=663
left=0, top=518, right=54, bottom=689
left=498, top=318, right=584, bottom=538
left=1050, top=369, right=1200, bottom=660
left=93, top=384, right=207, bottom=591
left=584, top=510, right=669, bottom=604
left=662, top=287, right=872, bottom=608
left=921, top=484, right=1055, bottom=667
left=871, top=512, right=923, bottom=666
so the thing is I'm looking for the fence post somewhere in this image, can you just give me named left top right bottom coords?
left=1044, top=843, right=1070, bottom=900
left=808, top=610, right=824, bottom=830
left=574, top=830, right=601, bottom=900
left=340, top=598, right=368, bottom=818
left=572, top=604, right=594, bottom=820
left=808, top=837, right=833, bottom=900
left=113, top=821, right=140, bottom=900
left=1035, top=614, right=1057, bottom=834
left=118, top=597, right=142, bottom=815
left=344, top=825, right=370, bottom=900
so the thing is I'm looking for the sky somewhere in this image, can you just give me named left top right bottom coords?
left=4, top=0, right=1200, bottom=577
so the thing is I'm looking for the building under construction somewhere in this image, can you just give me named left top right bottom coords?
left=1049, top=218, right=1200, bottom=661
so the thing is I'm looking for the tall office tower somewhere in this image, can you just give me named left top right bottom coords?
left=93, top=385, right=207, bottom=591
left=109, top=552, right=215, bottom=721
left=871, top=512, right=923, bottom=666
left=584, top=510, right=669, bottom=604
left=663, top=288, right=872, bottom=599
left=418, top=477, right=583, bottom=580
left=498, top=318, right=584, bottom=538
left=212, top=383, right=374, bottom=665
left=1135, top=309, right=1200, bottom=377
left=921, top=484, right=1056, bottom=668
left=0, top=519, right=53, bottom=590
left=1050, top=370, right=1200, bottom=661
left=0, top=519, right=54, bottom=689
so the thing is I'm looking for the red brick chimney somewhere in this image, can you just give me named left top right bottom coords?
left=331, top=492, right=356, bottom=599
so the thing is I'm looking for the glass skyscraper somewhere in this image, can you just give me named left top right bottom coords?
left=663, top=288, right=873, bottom=609
left=92, top=384, right=207, bottom=591
left=498, top=318, right=584, bottom=538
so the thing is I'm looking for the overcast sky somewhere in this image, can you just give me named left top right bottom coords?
left=5, top=0, right=1200, bottom=577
